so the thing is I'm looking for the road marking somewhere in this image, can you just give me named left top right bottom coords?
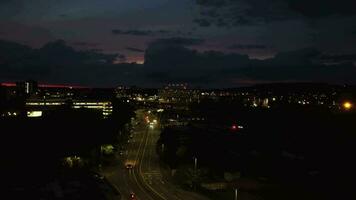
left=138, top=126, right=168, bottom=200
left=131, top=125, right=155, bottom=200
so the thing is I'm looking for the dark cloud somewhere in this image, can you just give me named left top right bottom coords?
left=112, top=29, right=154, bottom=36
left=148, top=37, right=205, bottom=47
left=0, top=39, right=135, bottom=86
left=111, top=29, right=195, bottom=37
left=352, top=28, right=356, bottom=35
left=319, top=54, right=356, bottom=64
left=0, top=40, right=49, bottom=79
left=125, top=47, right=145, bottom=53
left=239, top=61, right=356, bottom=84
left=158, top=30, right=170, bottom=34
left=233, top=48, right=356, bottom=84
left=71, top=42, right=98, bottom=47
left=1, top=39, right=356, bottom=87
left=38, top=40, right=118, bottom=65
left=144, top=41, right=356, bottom=87
left=228, top=44, right=267, bottom=50
left=194, top=0, right=356, bottom=26
left=144, top=37, right=206, bottom=76
left=195, top=0, right=227, bottom=7
left=144, top=39, right=249, bottom=86
left=116, top=54, right=127, bottom=62
left=193, top=18, right=212, bottom=27
left=288, top=0, right=356, bottom=18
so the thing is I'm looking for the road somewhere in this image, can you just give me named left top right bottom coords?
left=102, top=110, right=210, bottom=200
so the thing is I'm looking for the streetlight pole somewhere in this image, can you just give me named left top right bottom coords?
left=193, top=156, right=198, bottom=190
left=234, top=187, right=239, bottom=200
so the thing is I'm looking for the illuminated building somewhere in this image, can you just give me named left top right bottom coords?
left=158, top=83, right=200, bottom=104
left=25, top=98, right=113, bottom=118
left=16, top=80, right=38, bottom=95
left=27, top=111, right=43, bottom=117
left=72, top=100, right=113, bottom=117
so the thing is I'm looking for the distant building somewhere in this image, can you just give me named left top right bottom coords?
left=0, top=86, right=5, bottom=102
left=16, top=80, right=38, bottom=95
left=158, top=83, right=200, bottom=104
left=25, top=98, right=113, bottom=118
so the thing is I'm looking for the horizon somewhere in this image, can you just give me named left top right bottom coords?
left=1, top=80, right=353, bottom=90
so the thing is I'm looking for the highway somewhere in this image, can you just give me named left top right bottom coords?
left=103, top=110, right=210, bottom=200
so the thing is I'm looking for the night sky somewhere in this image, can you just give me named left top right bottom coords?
left=0, top=0, right=356, bottom=87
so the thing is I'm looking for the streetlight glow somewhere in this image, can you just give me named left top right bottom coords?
left=343, top=101, right=353, bottom=110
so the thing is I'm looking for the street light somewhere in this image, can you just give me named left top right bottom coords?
left=343, top=101, right=353, bottom=111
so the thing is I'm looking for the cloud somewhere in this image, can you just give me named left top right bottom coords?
left=116, top=54, right=127, bottom=62
left=193, top=18, right=212, bottom=27
left=287, top=0, right=356, bottom=18
left=0, top=40, right=49, bottom=79
left=319, top=54, right=356, bottom=65
left=38, top=40, right=118, bottom=64
left=352, top=27, right=356, bottom=35
left=125, top=47, right=145, bottom=53
left=111, top=29, right=194, bottom=37
left=0, top=39, right=136, bottom=86
left=234, top=48, right=356, bottom=84
left=227, top=44, right=267, bottom=50
left=2, top=39, right=356, bottom=87
left=144, top=41, right=356, bottom=87
left=194, top=0, right=356, bottom=26
left=149, top=37, right=205, bottom=47
left=144, top=37, right=207, bottom=80
left=144, top=39, right=249, bottom=86
left=111, top=29, right=182, bottom=36
left=71, top=41, right=98, bottom=47
left=112, top=29, right=154, bottom=36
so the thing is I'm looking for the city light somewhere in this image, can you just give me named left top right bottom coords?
left=27, top=111, right=43, bottom=117
left=231, top=124, right=244, bottom=131
left=343, top=101, right=353, bottom=110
